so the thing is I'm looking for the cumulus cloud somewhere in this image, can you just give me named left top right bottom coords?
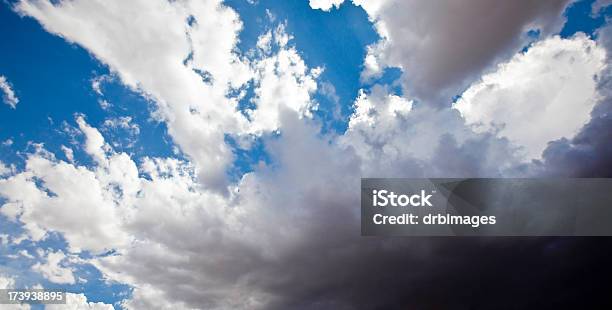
left=454, top=34, right=606, bottom=159
left=340, top=85, right=525, bottom=178
left=247, top=25, right=320, bottom=133
left=0, top=117, right=132, bottom=253
left=353, top=0, right=571, bottom=104
left=0, top=75, right=19, bottom=109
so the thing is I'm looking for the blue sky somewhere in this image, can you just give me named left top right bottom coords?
left=1, top=0, right=611, bottom=308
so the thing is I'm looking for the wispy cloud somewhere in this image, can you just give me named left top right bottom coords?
left=0, top=75, right=19, bottom=109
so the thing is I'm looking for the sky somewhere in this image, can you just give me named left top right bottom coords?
left=0, top=0, right=612, bottom=309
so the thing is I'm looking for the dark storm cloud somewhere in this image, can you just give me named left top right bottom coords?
left=261, top=237, right=612, bottom=309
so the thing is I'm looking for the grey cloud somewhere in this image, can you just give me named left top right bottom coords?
left=106, top=108, right=528, bottom=308
left=362, top=0, right=571, bottom=105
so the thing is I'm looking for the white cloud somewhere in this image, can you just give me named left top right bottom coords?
left=103, top=117, right=139, bottom=135
left=309, top=0, right=345, bottom=11
left=248, top=26, right=320, bottom=133
left=98, top=99, right=111, bottom=110
left=46, top=293, right=114, bottom=310
left=18, top=250, right=34, bottom=259
left=0, top=161, right=12, bottom=176
left=454, top=34, right=606, bottom=159
left=0, top=75, right=19, bottom=109
left=32, top=251, right=76, bottom=284
left=102, top=116, right=141, bottom=148
left=76, top=115, right=108, bottom=165
left=0, top=118, right=132, bottom=253
left=91, top=75, right=111, bottom=96
left=61, top=145, right=75, bottom=163
left=256, top=30, right=272, bottom=55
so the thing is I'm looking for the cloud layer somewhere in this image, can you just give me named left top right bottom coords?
left=1, top=0, right=611, bottom=309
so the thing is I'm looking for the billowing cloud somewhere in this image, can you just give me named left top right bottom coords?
left=454, top=34, right=606, bottom=159
left=341, top=85, right=522, bottom=178
left=535, top=23, right=612, bottom=177
left=0, top=117, right=132, bottom=253
left=247, top=25, right=321, bottom=133
left=0, top=75, right=19, bottom=109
